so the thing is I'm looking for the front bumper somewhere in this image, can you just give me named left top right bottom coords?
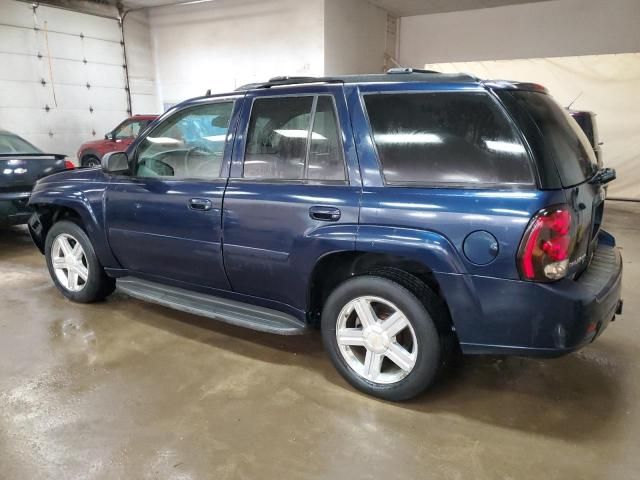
left=0, top=192, right=33, bottom=227
left=438, top=231, right=623, bottom=356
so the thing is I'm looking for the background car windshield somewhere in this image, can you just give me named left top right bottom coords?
left=0, top=133, right=42, bottom=154
left=114, top=120, right=151, bottom=139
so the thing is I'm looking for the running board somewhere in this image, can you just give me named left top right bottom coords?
left=116, top=277, right=309, bottom=335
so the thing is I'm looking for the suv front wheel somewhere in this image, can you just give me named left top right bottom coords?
left=321, top=275, right=444, bottom=401
left=45, top=220, right=115, bottom=303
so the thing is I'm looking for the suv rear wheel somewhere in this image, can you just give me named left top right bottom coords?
left=45, top=220, right=115, bottom=303
left=321, top=275, right=443, bottom=401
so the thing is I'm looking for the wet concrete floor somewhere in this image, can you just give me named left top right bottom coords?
left=0, top=202, right=639, bottom=479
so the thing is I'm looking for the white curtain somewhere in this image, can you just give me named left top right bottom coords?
left=425, top=53, right=640, bottom=200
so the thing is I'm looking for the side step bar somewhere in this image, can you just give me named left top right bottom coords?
left=116, top=277, right=309, bottom=335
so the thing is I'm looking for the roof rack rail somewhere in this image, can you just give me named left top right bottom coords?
left=386, top=67, right=441, bottom=74
left=236, top=76, right=343, bottom=91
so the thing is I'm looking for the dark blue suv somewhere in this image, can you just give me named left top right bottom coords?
left=27, top=70, right=623, bottom=400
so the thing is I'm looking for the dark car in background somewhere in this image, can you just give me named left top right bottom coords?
left=0, top=129, right=74, bottom=227
left=28, top=72, right=622, bottom=401
left=569, top=110, right=602, bottom=168
left=77, top=114, right=158, bottom=167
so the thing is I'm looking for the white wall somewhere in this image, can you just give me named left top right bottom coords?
left=324, top=0, right=388, bottom=75
left=399, top=0, right=640, bottom=66
left=148, top=0, right=325, bottom=108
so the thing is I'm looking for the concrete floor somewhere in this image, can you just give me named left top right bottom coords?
left=0, top=202, right=638, bottom=480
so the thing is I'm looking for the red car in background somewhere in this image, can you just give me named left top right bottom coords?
left=77, top=114, right=158, bottom=167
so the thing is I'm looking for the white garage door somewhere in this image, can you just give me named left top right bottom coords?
left=0, top=0, right=129, bottom=161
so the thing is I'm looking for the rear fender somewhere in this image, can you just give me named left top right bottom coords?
left=356, top=225, right=466, bottom=274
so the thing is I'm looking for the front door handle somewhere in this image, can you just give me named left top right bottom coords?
left=309, top=206, right=341, bottom=221
left=188, top=198, right=213, bottom=211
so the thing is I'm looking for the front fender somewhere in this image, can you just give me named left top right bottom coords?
left=29, top=185, right=120, bottom=268
left=356, top=225, right=466, bottom=274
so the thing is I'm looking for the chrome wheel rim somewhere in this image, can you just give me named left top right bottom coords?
left=336, top=296, right=418, bottom=384
left=51, top=233, right=89, bottom=292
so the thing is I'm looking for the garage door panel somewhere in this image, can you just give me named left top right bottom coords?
left=1, top=1, right=37, bottom=27
left=0, top=53, right=45, bottom=82
left=0, top=26, right=41, bottom=55
left=86, top=87, right=128, bottom=111
left=33, top=8, right=121, bottom=42
left=85, top=63, right=126, bottom=88
left=81, top=38, right=123, bottom=64
left=0, top=80, right=53, bottom=109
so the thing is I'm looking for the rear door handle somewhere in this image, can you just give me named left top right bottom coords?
left=188, top=198, right=213, bottom=211
left=309, top=206, right=341, bottom=221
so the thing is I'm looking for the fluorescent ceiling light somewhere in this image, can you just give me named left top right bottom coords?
left=147, top=136, right=181, bottom=144
left=484, top=140, right=526, bottom=154
left=374, top=133, right=443, bottom=144
left=274, top=129, right=327, bottom=140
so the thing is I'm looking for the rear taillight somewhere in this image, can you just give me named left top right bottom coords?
left=518, top=205, right=574, bottom=282
left=64, top=159, right=75, bottom=169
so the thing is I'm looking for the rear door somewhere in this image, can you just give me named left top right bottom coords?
left=105, top=97, right=241, bottom=290
left=222, top=85, right=361, bottom=311
left=496, top=89, right=603, bottom=276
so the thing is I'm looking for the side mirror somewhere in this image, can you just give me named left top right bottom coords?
left=101, top=151, right=129, bottom=174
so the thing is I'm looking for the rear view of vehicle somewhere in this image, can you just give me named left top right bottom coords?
left=0, top=130, right=73, bottom=227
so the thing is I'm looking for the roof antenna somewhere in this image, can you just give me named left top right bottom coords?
left=205, top=89, right=211, bottom=97
left=566, top=91, right=583, bottom=110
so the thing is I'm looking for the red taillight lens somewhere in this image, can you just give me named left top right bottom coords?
left=518, top=206, right=574, bottom=282
left=64, top=159, right=75, bottom=169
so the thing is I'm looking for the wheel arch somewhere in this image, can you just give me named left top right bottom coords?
left=29, top=198, right=118, bottom=268
left=307, top=251, right=449, bottom=325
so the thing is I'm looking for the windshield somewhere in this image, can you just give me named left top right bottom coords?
left=0, top=133, right=42, bottom=154
left=496, top=90, right=598, bottom=187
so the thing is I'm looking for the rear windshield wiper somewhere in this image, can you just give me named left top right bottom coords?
left=589, top=167, right=616, bottom=185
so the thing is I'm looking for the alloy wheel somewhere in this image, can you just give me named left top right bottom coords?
left=336, top=296, right=418, bottom=384
left=51, top=233, right=89, bottom=292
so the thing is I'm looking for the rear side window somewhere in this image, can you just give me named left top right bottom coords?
left=497, top=90, right=598, bottom=187
left=364, top=92, right=534, bottom=186
left=243, top=95, right=346, bottom=182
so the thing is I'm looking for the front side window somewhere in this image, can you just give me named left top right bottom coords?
left=243, top=95, right=346, bottom=182
left=364, top=92, right=534, bottom=186
left=134, top=102, right=233, bottom=179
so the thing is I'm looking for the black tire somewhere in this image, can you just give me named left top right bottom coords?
left=45, top=220, right=115, bottom=303
left=82, top=155, right=100, bottom=168
left=321, top=275, right=444, bottom=401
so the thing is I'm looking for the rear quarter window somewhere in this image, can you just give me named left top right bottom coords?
left=363, top=91, right=534, bottom=186
left=496, top=90, right=598, bottom=188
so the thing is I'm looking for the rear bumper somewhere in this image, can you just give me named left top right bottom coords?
left=438, top=231, right=623, bottom=356
left=0, top=193, right=33, bottom=226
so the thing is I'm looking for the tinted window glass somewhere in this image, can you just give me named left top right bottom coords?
left=244, top=96, right=346, bottom=182
left=307, top=96, right=345, bottom=181
left=244, top=96, right=312, bottom=179
left=364, top=92, right=533, bottom=186
left=135, top=102, right=233, bottom=179
left=497, top=91, right=598, bottom=187
left=0, top=133, right=41, bottom=154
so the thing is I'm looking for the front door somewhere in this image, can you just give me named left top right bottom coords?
left=105, top=97, right=241, bottom=291
left=222, top=85, right=362, bottom=311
